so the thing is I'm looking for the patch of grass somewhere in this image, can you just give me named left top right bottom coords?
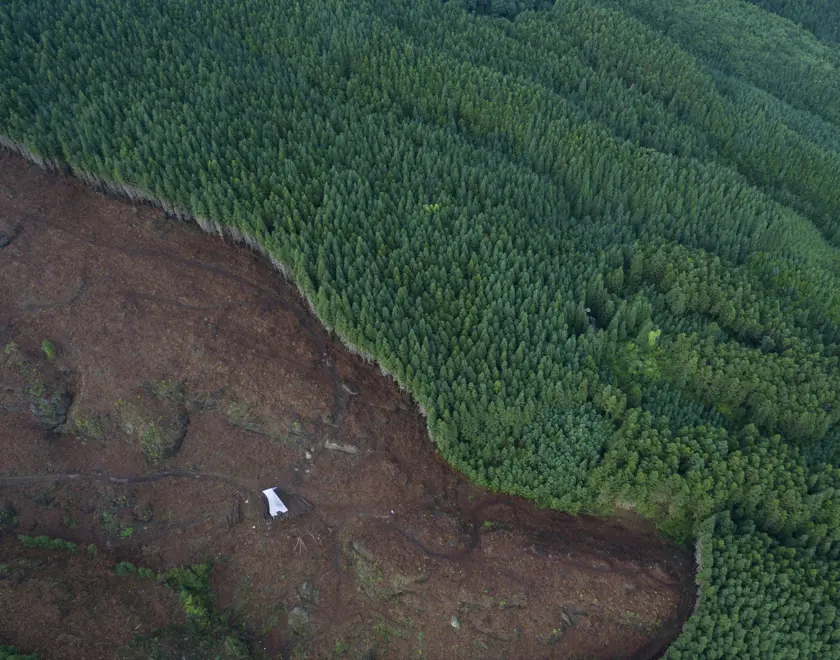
left=4, top=344, right=70, bottom=431
left=332, top=639, right=349, bottom=655
left=0, top=645, right=39, bottom=660
left=231, top=575, right=252, bottom=616
left=100, top=493, right=139, bottom=540
left=258, top=602, right=287, bottom=635
left=351, top=544, right=426, bottom=601
left=72, top=414, right=105, bottom=440
left=136, top=412, right=187, bottom=462
left=2, top=341, right=24, bottom=366
left=352, top=554, right=386, bottom=598
left=101, top=510, right=135, bottom=539
left=481, top=520, right=505, bottom=532
left=225, top=401, right=252, bottom=422
left=224, top=401, right=297, bottom=445
left=115, top=560, right=156, bottom=579
left=22, top=364, right=71, bottom=431
left=113, top=558, right=260, bottom=658
left=144, top=379, right=185, bottom=406
left=18, top=535, right=77, bottom=553
left=101, top=510, right=120, bottom=537
left=24, top=378, right=45, bottom=399
left=134, top=504, right=153, bottom=523
left=28, top=485, right=56, bottom=507
left=372, top=622, right=403, bottom=648
left=140, top=419, right=167, bottom=461
left=0, top=506, right=17, bottom=533
left=40, top=339, right=56, bottom=360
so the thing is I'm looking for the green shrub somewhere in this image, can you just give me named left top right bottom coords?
left=18, top=535, right=77, bottom=553
left=115, top=561, right=137, bottom=576
left=0, top=646, right=39, bottom=660
left=117, top=563, right=255, bottom=658
left=40, top=339, right=56, bottom=360
left=0, top=506, right=17, bottom=533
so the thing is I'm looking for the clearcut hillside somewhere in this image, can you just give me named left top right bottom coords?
left=2, top=0, right=840, bottom=656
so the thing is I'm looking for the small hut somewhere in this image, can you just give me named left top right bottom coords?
left=261, top=487, right=312, bottom=521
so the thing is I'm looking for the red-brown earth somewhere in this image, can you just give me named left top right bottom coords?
left=0, top=151, right=695, bottom=659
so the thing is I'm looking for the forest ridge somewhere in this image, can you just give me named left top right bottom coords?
left=2, top=0, right=840, bottom=656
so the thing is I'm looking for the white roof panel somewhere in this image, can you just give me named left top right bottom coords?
left=262, top=488, right=289, bottom=517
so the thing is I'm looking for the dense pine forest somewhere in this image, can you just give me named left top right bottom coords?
left=2, top=0, right=840, bottom=655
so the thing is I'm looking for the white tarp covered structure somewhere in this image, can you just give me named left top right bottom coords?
left=262, top=487, right=289, bottom=517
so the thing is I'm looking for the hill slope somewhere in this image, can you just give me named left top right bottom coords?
left=2, top=0, right=840, bottom=655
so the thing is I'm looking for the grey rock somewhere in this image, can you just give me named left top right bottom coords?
left=186, top=388, right=225, bottom=414
left=139, top=411, right=188, bottom=461
left=287, top=605, right=310, bottom=635
left=325, top=440, right=359, bottom=454
left=341, top=381, right=360, bottom=396
left=28, top=389, right=72, bottom=431
left=298, top=581, right=320, bottom=605
left=352, top=540, right=374, bottom=562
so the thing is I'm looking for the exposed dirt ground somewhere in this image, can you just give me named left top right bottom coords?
left=0, top=151, right=695, bottom=659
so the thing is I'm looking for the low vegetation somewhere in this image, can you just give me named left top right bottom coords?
left=17, top=535, right=77, bottom=554
left=118, top=563, right=256, bottom=660
left=0, top=647, right=38, bottom=660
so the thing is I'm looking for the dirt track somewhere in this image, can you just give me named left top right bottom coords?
left=0, top=151, right=695, bottom=659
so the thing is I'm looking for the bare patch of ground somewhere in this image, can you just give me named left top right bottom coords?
left=0, top=151, right=694, bottom=659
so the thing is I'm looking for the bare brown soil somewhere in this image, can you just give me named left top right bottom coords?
left=0, top=151, right=695, bottom=659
